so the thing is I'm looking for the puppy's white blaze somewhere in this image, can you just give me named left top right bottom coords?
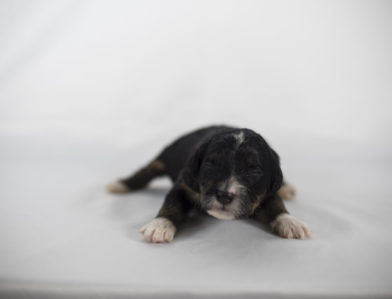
left=106, top=181, right=130, bottom=193
left=227, top=176, right=243, bottom=194
left=270, top=213, right=311, bottom=239
left=234, top=131, right=244, bottom=144
left=140, top=217, right=176, bottom=243
left=207, top=209, right=236, bottom=220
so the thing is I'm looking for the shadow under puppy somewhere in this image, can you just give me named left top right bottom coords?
left=107, top=125, right=311, bottom=243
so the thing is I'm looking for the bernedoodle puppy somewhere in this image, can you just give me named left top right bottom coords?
left=107, top=125, right=311, bottom=243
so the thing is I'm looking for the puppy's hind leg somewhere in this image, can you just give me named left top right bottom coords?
left=107, top=160, right=166, bottom=194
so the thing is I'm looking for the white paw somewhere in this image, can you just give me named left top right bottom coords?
left=270, top=213, right=311, bottom=239
left=106, top=181, right=130, bottom=194
left=140, top=217, right=176, bottom=243
left=278, top=184, right=296, bottom=200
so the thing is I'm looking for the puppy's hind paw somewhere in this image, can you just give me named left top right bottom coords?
left=278, top=184, right=296, bottom=200
left=106, top=181, right=130, bottom=194
left=271, top=213, right=311, bottom=239
left=140, top=217, right=176, bottom=243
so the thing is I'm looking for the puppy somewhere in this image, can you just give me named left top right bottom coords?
left=107, top=125, right=311, bottom=243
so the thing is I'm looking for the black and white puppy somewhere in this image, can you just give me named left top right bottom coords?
left=107, top=126, right=311, bottom=243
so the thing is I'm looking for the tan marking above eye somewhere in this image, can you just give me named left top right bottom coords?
left=252, top=192, right=266, bottom=213
left=246, top=155, right=258, bottom=166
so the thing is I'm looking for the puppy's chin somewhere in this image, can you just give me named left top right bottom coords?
left=206, top=209, right=236, bottom=220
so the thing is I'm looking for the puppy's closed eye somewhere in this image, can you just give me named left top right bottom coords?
left=205, top=153, right=221, bottom=165
left=247, top=169, right=264, bottom=176
left=204, top=160, right=218, bottom=167
left=247, top=163, right=263, bottom=171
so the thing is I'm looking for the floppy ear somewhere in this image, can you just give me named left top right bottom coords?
left=268, top=147, right=283, bottom=195
left=182, top=140, right=210, bottom=192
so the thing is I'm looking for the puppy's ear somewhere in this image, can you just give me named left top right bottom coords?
left=182, top=140, right=210, bottom=191
left=268, top=147, right=283, bottom=195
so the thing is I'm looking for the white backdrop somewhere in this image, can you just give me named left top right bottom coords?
left=1, top=0, right=391, bottom=150
left=1, top=1, right=392, bottom=298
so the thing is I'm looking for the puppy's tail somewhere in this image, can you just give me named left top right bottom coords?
left=277, top=183, right=296, bottom=201
left=107, top=160, right=166, bottom=194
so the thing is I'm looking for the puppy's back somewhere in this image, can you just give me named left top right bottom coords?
left=158, top=125, right=232, bottom=181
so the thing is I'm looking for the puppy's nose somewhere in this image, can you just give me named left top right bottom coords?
left=215, top=190, right=235, bottom=205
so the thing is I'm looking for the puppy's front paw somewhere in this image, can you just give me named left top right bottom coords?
left=270, top=213, right=311, bottom=239
left=140, top=217, right=176, bottom=243
left=277, top=184, right=296, bottom=200
left=106, top=181, right=130, bottom=194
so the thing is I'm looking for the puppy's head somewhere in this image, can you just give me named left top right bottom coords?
left=186, top=129, right=282, bottom=220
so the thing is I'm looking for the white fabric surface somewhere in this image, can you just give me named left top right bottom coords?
left=1, top=134, right=391, bottom=298
left=1, top=1, right=392, bottom=298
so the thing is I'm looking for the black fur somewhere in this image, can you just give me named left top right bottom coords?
left=114, top=125, right=300, bottom=240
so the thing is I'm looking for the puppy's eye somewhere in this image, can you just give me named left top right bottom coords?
left=203, top=161, right=216, bottom=169
left=206, top=159, right=218, bottom=165
left=247, top=167, right=264, bottom=176
left=206, top=153, right=220, bottom=165
left=247, top=163, right=262, bottom=172
left=251, top=169, right=264, bottom=176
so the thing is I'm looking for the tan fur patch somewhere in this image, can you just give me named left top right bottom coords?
left=252, top=192, right=266, bottom=213
left=181, top=183, right=200, bottom=203
left=150, top=160, right=165, bottom=171
left=278, top=184, right=296, bottom=200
